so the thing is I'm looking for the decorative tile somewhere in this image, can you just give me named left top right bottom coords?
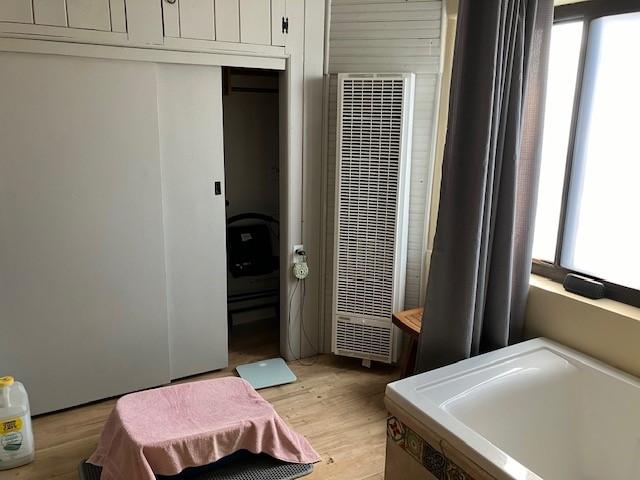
left=386, top=416, right=473, bottom=480
left=446, top=463, right=468, bottom=480
left=404, top=427, right=423, bottom=462
left=423, top=443, right=447, bottom=479
left=387, top=416, right=405, bottom=443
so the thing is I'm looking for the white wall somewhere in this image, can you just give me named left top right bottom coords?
left=423, top=2, right=456, bottom=296
left=280, top=0, right=327, bottom=360
left=526, top=276, right=640, bottom=378
left=323, top=0, right=443, bottom=344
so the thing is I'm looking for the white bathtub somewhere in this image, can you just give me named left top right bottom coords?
left=385, top=338, right=640, bottom=480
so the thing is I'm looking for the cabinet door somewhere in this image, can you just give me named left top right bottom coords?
left=0, top=53, right=171, bottom=415
left=271, top=0, right=286, bottom=46
left=109, top=0, right=127, bottom=32
left=0, top=0, right=33, bottom=23
left=215, top=0, right=239, bottom=43
left=179, top=0, right=215, bottom=40
left=239, top=0, right=270, bottom=45
left=33, top=0, right=67, bottom=26
left=162, top=0, right=180, bottom=38
left=126, top=0, right=164, bottom=45
left=66, top=0, right=111, bottom=31
left=156, top=64, right=229, bottom=380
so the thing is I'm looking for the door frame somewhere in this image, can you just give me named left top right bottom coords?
left=277, top=0, right=326, bottom=361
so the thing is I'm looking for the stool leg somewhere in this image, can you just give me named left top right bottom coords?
left=401, top=337, right=418, bottom=378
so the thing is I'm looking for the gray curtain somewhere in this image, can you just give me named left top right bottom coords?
left=415, top=0, right=553, bottom=372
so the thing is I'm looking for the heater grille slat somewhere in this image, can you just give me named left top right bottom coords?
left=335, top=77, right=405, bottom=320
left=335, top=320, right=392, bottom=359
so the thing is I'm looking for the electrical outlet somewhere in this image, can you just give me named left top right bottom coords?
left=292, top=244, right=309, bottom=279
left=292, top=244, right=304, bottom=264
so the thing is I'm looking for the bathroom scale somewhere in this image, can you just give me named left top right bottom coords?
left=236, top=358, right=297, bottom=390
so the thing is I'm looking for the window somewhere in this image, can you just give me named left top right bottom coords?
left=532, top=1, right=640, bottom=307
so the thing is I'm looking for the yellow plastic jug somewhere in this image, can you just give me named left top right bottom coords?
left=0, top=376, right=35, bottom=470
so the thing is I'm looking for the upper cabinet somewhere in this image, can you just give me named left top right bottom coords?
left=0, top=0, right=288, bottom=58
left=161, top=0, right=286, bottom=47
left=0, top=0, right=126, bottom=32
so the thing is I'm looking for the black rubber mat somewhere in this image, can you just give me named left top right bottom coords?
left=79, top=451, right=313, bottom=480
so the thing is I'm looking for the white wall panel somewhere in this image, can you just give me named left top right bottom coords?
left=215, top=0, right=240, bottom=42
left=110, top=0, right=127, bottom=32
left=324, top=0, right=442, bottom=323
left=33, top=0, right=67, bottom=27
left=0, top=0, right=33, bottom=23
left=271, top=0, right=286, bottom=46
left=162, top=0, right=180, bottom=38
left=240, top=0, right=271, bottom=45
left=301, top=0, right=326, bottom=355
left=280, top=0, right=306, bottom=359
left=66, top=0, right=111, bottom=31
left=180, top=0, right=215, bottom=40
left=127, top=0, right=164, bottom=45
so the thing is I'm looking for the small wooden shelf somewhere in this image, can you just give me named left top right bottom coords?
left=392, top=307, right=423, bottom=378
left=392, top=307, right=423, bottom=336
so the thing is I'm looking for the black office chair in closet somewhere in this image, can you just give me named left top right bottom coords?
left=226, top=212, right=280, bottom=334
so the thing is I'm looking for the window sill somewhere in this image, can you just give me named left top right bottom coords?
left=529, top=274, right=640, bottom=322
left=526, top=274, right=640, bottom=378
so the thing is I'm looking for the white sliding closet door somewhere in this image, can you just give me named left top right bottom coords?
left=0, top=53, right=170, bottom=415
left=156, top=64, right=228, bottom=380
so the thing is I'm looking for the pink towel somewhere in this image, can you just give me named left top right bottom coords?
left=88, top=377, right=320, bottom=480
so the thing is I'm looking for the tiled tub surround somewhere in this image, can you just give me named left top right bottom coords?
left=385, top=413, right=493, bottom=480
left=384, top=338, right=640, bottom=480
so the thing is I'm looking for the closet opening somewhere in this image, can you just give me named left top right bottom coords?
left=223, top=67, right=281, bottom=362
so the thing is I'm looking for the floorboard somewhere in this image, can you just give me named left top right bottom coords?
left=0, top=319, right=399, bottom=480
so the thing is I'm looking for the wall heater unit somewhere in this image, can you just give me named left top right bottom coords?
left=332, top=72, right=415, bottom=364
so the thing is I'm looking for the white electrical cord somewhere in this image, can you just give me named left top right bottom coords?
left=286, top=278, right=301, bottom=362
left=298, top=279, right=320, bottom=365
left=286, top=265, right=319, bottom=366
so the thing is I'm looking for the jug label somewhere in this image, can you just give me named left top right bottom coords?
left=0, top=418, right=22, bottom=435
left=1, top=432, right=23, bottom=452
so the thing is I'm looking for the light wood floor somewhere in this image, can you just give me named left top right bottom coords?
left=1, top=319, right=399, bottom=480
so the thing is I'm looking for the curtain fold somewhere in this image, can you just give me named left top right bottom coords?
left=415, top=0, right=553, bottom=373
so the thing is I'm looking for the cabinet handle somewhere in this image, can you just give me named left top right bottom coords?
left=165, top=0, right=177, bottom=4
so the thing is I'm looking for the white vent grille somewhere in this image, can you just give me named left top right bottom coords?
left=336, top=77, right=404, bottom=320
left=335, top=319, right=392, bottom=360
left=332, top=73, right=415, bottom=364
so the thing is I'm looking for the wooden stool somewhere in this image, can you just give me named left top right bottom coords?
left=392, top=307, right=423, bottom=378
